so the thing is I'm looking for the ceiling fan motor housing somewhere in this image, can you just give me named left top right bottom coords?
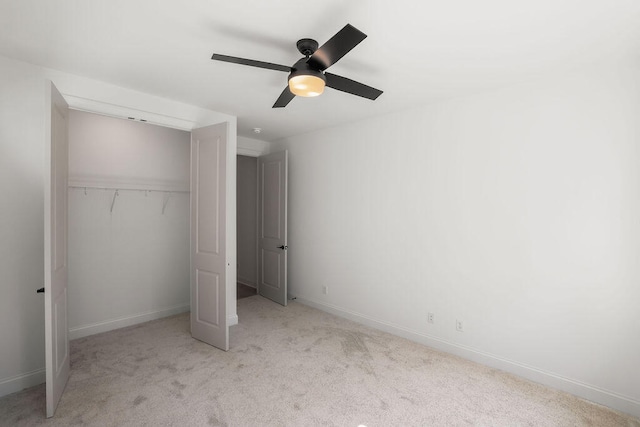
left=288, top=58, right=326, bottom=84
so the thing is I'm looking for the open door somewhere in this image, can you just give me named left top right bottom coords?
left=190, top=123, right=229, bottom=350
left=44, top=80, right=70, bottom=418
left=258, top=151, right=288, bottom=306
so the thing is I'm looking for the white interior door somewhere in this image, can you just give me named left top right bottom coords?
left=44, top=80, right=70, bottom=418
left=258, top=151, right=288, bottom=306
left=190, top=123, right=229, bottom=350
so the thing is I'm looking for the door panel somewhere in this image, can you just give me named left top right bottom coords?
left=262, top=161, right=281, bottom=238
left=196, top=270, right=220, bottom=325
left=190, top=123, right=229, bottom=351
left=258, top=151, right=288, bottom=306
left=44, top=80, right=70, bottom=418
left=262, top=250, right=281, bottom=288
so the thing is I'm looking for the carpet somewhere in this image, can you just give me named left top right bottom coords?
left=0, top=296, right=637, bottom=426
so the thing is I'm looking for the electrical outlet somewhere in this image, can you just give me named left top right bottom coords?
left=427, top=312, right=434, bottom=324
left=456, top=319, right=464, bottom=332
left=322, top=285, right=328, bottom=295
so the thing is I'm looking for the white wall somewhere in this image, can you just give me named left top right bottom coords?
left=272, top=61, right=640, bottom=417
left=67, top=110, right=190, bottom=338
left=0, top=54, right=48, bottom=398
left=69, top=110, right=191, bottom=189
left=237, top=156, right=258, bottom=287
left=0, top=54, right=237, bottom=397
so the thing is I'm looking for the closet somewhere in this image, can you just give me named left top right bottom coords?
left=67, top=110, right=191, bottom=339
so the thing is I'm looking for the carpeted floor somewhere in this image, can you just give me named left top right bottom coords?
left=0, top=296, right=638, bottom=426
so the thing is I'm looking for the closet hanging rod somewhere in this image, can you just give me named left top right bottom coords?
left=68, top=185, right=189, bottom=194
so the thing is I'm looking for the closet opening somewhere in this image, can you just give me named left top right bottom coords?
left=67, top=110, right=192, bottom=340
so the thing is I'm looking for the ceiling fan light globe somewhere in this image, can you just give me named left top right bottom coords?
left=289, top=74, right=325, bottom=97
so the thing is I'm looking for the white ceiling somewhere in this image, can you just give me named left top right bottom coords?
left=1, top=0, right=639, bottom=141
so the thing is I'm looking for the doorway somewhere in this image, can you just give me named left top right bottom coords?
left=64, top=110, right=229, bottom=348
left=66, top=110, right=191, bottom=339
left=237, top=155, right=258, bottom=299
left=236, top=152, right=289, bottom=306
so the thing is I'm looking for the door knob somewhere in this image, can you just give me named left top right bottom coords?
left=277, top=245, right=288, bottom=250
left=36, top=287, right=45, bottom=294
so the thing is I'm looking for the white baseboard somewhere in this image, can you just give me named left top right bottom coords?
left=295, top=296, right=640, bottom=419
left=228, top=314, right=239, bottom=326
left=0, top=368, right=45, bottom=398
left=237, top=278, right=256, bottom=288
left=69, top=303, right=190, bottom=340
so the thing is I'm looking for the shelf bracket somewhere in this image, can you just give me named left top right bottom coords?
left=162, top=192, right=172, bottom=215
left=110, top=189, right=119, bottom=213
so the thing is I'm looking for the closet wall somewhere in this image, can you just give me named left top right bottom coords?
left=68, top=110, right=191, bottom=338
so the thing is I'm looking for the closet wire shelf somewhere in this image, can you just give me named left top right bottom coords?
left=68, top=185, right=190, bottom=214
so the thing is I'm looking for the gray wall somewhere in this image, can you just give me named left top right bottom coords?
left=236, top=155, right=257, bottom=287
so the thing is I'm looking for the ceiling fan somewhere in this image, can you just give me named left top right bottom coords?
left=211, top=24, right=383, bottom=108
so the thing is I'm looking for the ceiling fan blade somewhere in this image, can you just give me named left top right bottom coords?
left=307, top=24, right=367, bottom=71
left=211, top=54, right=291, bottom=72
left=273, top=87, right=295, bottom=108
left=325, top=73, right=383, bottom=100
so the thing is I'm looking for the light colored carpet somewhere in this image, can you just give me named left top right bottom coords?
left=0, top=296, right=638, bottom=426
